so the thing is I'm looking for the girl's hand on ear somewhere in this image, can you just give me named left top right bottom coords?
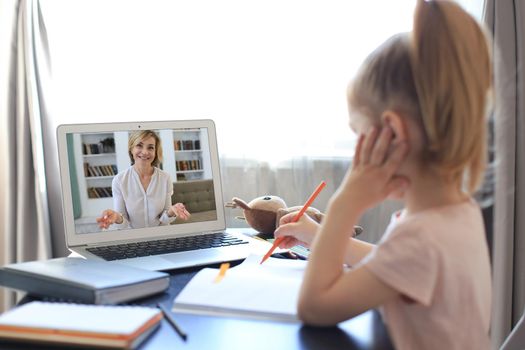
left=333, top=126, right=409, bottom=216
left=274, top=211, right=320, bottom=249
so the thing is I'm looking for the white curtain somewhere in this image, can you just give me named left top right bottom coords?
left=0, top=0, right=52, bottom=311
left=221, top=156, right=401, bottom=244
left=485, top=0, right=525, bottom=348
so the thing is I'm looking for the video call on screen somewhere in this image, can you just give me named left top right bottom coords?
left=66, top=128, right=217, bottom=234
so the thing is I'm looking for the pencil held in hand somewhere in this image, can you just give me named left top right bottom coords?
left=260, top=181, right=327, bottom=264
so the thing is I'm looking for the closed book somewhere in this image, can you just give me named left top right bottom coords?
left=0, top=257, right=169, bottom=304
left=0, top=301, right=162, bottom=349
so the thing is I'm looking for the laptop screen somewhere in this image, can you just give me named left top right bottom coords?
left=57, top=120, right=226, bottom=247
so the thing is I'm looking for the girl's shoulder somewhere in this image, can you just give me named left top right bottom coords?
left=386, top=199, right=483, bottom=244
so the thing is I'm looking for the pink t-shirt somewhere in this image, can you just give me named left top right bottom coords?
left=360, top=199, right=491, bottom=350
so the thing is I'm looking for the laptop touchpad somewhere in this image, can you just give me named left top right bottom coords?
left=162, top=250, right=224, bottom=264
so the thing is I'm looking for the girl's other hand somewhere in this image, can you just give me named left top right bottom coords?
left=96, top=209, right=120, bottom=229
left=274, top=211, right=320, bottom=249
left=334, top=126, right=409, bottom=215
left=170, top=203, right=191, bottom=220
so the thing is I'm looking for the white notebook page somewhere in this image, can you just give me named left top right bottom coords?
left=173, top=254, right=308, bottom=321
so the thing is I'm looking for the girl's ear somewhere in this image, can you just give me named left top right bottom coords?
left=381, top=110, right=407, bottom=143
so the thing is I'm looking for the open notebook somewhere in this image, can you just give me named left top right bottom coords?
left=172, top=254, right=308, bottom=321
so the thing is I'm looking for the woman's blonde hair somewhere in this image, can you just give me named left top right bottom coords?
left=128, top=130, right=163, bottom=167
left=348, top=0, right=493, bottom=193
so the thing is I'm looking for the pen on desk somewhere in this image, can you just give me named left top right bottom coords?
left=260, top=180, right=327, bottom=264
left=157, top=303, right=187, bottom=341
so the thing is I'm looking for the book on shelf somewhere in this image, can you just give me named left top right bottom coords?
left=102, top=187, right=113, bottom=197
left=88, top=187, right=100, bottom=198
left=0, top=257, right=169, bottom=304
left=87, top=187, right=113, bottom=198
left=89, top=143, right=99, bottom=154
left=175, top=139, right=201, bottom=151
left=85, top=165, right=93, bottom=177
left=90, top=166, right=99, bottom=176
left=99, top=187, right=108, bottom=197
left=95, top=187, right=103, bottom=197
left=82, top=138, right=115, bottom=155
left=105, top=164, right=115, bottom=175
left=85, top=164, right=116, bottom=177
left=183, top=140, right=194, bottom=150
left=0, top=301, right=162, bottom=349
left=176, top=160, right=202, bottom=172
left=97, top=165, right=106, bottom=176
left=172, top=254, right=307, bottom=321
left=87, top=187, right=99, bottom=198
left=96, top=166, right=104, bottom=176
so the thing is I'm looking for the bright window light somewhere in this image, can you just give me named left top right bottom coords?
left=42, top=0, right=483, bottom=161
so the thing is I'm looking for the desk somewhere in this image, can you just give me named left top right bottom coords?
left=6, top=261, right=393, bottom=350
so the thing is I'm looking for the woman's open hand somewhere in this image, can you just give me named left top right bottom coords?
left=96, top=209, right=122, bottom=229
left=169, top=203, right=191, bottom=221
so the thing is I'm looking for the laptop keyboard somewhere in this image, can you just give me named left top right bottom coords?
left=86, top=232, right=249, bottom=261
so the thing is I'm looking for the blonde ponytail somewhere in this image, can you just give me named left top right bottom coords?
left=411, top=0, right=492, bottom=193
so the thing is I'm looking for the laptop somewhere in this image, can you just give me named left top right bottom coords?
left=56, top=119, right=270, bottom=271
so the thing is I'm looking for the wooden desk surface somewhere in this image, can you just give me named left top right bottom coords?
left=5, top=260, right=393, bottom=350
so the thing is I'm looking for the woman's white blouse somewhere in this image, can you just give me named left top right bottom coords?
left=112, top=166, right=175, bottom=229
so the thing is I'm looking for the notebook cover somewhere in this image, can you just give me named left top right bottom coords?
left=0, top=301, right=162, bottom=349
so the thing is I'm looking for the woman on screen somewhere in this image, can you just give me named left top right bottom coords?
left=96, top=130, right=191, bottom=229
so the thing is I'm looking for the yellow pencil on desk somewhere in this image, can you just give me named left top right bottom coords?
left=260, top=180, right=327, bottom=264
left=214, top=263, right=230, bottom=283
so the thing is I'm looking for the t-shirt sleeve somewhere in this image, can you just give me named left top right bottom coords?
left=360, top=226, right=439, bottom=306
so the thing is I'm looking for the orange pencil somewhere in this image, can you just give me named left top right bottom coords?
left=260, top=180, right=327, bottom=264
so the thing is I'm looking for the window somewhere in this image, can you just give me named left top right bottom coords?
left=43, top=0, right=484, bottom=161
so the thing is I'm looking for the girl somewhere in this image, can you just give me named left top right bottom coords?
left=274, top=1, right=492, bottom=349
